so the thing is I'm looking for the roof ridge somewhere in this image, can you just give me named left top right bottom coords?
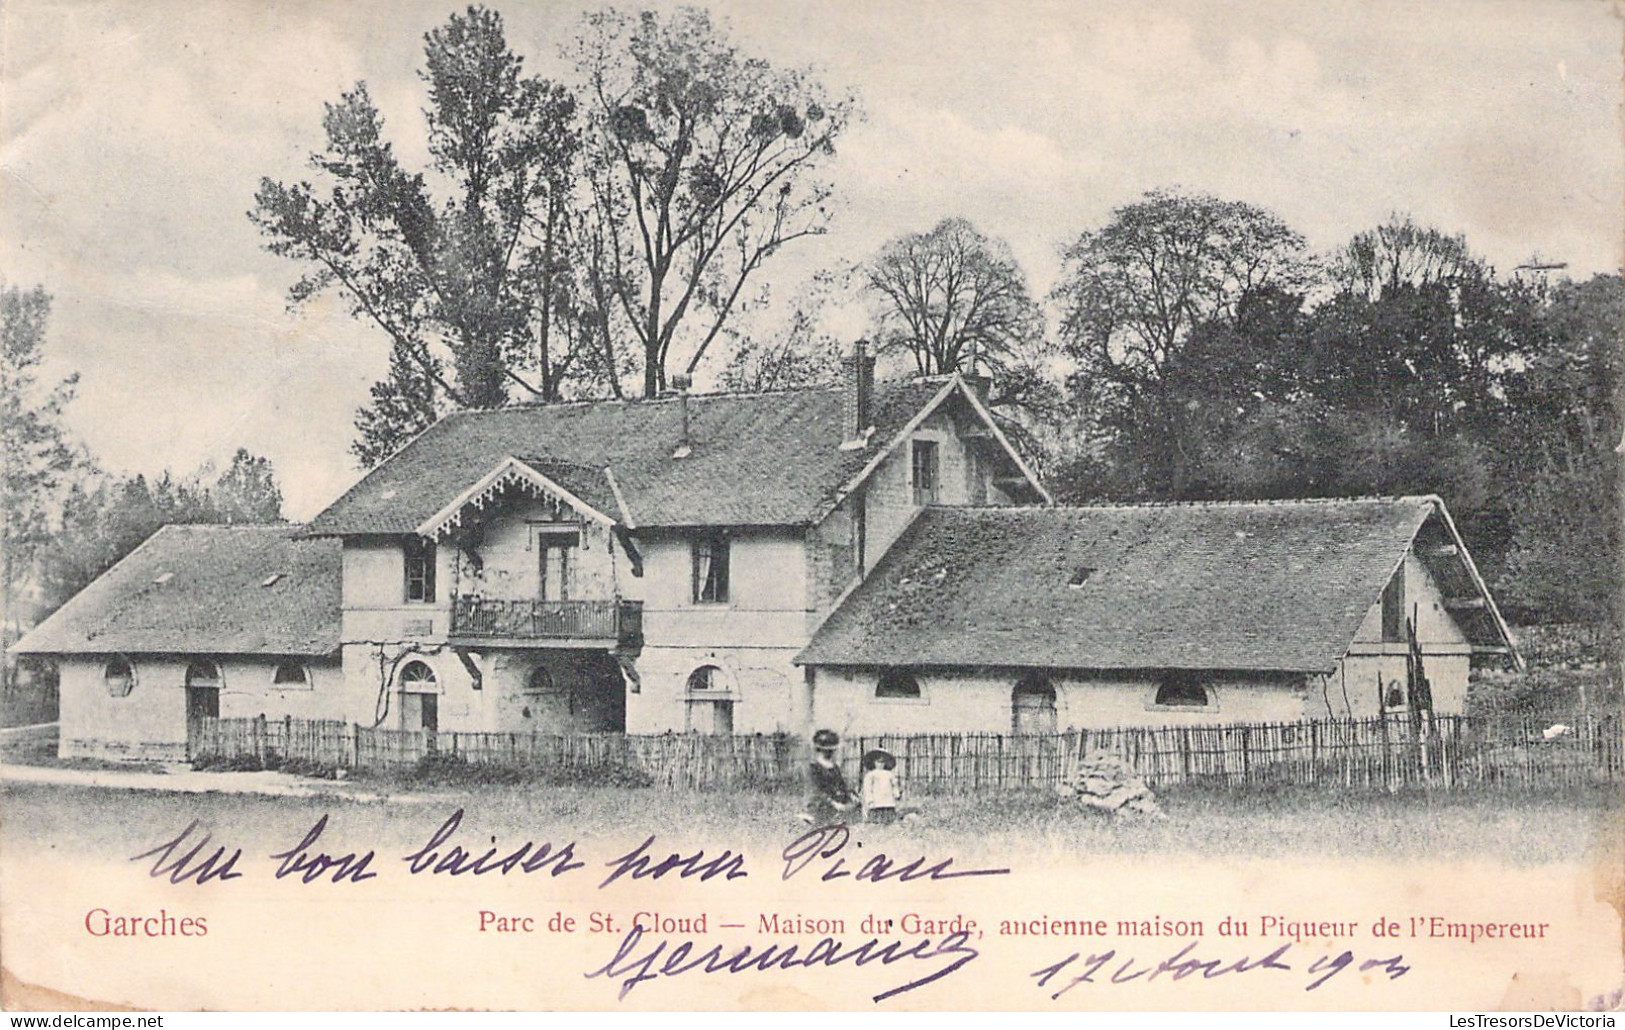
left=460, top=373, right=941, bottom=414
left=953, top=495, right=1435, bottom=513
left=487, top=382, right=839, bottom=412
left=162, top=521, right=305, bottom=530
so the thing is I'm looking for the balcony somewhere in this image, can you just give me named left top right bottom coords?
left=450, top=596, right=643, bottom=649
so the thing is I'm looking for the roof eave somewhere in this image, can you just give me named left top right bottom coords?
left=1421, top=496, right=1523, bottom=669
left=796, top=652, right=1340, bottom=675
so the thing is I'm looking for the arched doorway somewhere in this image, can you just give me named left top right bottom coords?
left=684, top=664, right=735, bottom=735
left=397, top=660, right=439, bottom=733
left=185, top=660, right=221, bottom=722
left=1012, top=674, right=1056, bottom=734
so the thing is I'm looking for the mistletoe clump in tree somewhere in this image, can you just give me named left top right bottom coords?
left=572, top=6, right=856, bottom=397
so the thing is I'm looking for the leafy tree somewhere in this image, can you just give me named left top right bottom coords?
left=1332, top=213, right=1486, bottom=300
left=572, top=6, right=855, bottom=397
left=213, top=448, right=285, bottom=524
left=714, top=269, right=847, bottom=393
left=1, top=283, right=84, bottom=642
left=864, top=217, right=1044, bottom=379
left=38, top=453, right=285, bottom=614
left=251, top=6, right=588, bottom=464
left=1498, top=273, right=1623, bottom=623
left=1052, top=189, right=1314, bottom=497
left=353, top=341, right=443, bottom=468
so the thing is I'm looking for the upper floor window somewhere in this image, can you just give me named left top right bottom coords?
left=911, top=439, right=939, bottom=505
left=272, top=661, right=311, bottom=688
left=876, top=668, right=922, bottom=699
left=1153, top=672, right=1211, bottom=708
left=538, top=534, right=575, bottom=602
left=692, top=536, right=730, bottom=604
left=1381, top=565, right=1406, bottom=642
left=405, top=537, right=437, bottom=603
left=103, top=658, right=135, bottom=697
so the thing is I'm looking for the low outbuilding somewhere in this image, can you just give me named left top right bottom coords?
left=10, top=524, right=343, bottom=761
left=795, top=496, right=1518, bottom=735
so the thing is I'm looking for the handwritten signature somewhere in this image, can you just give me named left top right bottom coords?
left=584, top=923, right=980, bottom=1003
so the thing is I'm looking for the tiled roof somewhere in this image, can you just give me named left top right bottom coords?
left=307, top=379, right=954, bottom=535
left=516, top=458, right=623, bottom=523
left=799, top=497, right=1503, bottom=673
left=10, top=525, right=340, bottom=657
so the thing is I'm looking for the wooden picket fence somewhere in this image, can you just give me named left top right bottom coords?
left=188, top=712, right=1621, bottom=794
left=190, top=715, right=799, bottom=790
left=189, top=714, right=355, bottom=768
left=845, top=712, right=1622, bottom=794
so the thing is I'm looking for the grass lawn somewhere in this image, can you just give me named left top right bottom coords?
left=2, top=776, right=1617, bottom=867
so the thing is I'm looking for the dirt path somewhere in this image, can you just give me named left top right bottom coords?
left=0, top=761, right=425, bottom=803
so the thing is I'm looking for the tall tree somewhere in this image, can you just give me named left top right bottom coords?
left=251, top=6, right=587, bottom=465
left=212, top=448, right=285, bottom=524
left=1, top=283, right=84, bottom=642
left=572, top=6, right=855, bottom=397
left=864, top=217, right=1044, bottom=385
left=714, top=268, right=847, bottom=393
left=1498, top=273, right=1624, bottom=623
left=353, top=340, right=443, bottom=468
left=38, top=453, right=285, bottom=615
left=1332, top=213, right=1486, bottom=300
left=1052, top=189, right=1314, bottom=497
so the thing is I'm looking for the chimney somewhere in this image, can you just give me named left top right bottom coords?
left=671, top=373, right=693, bottom=459
left=959, top=370, right=992, bottom=404
left=839, top=340, right=875, bottom=451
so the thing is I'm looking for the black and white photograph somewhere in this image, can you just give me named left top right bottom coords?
left=1, top=0, right=1620, bottom=1013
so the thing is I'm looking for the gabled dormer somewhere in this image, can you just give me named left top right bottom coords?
left=804, top=348, right=1051, bottom=610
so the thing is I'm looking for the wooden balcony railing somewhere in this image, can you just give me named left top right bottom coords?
left=450, top=596, right=643, bottom=647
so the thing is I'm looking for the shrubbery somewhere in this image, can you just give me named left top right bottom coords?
left=1468, top=666, right=1621, bottom=718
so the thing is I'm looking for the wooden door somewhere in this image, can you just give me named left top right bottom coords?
left=401, top=692, right=438, bottom=732
left=1013, top=678, right=1057, bottom=734
left=186, top=686, right=219, bottom=722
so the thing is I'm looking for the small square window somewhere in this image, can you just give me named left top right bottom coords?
left=272, top=662, right=310, bottom=688
left=876, top=669, right=922, bottom=699
left=103, top=658, right=135, bottom=697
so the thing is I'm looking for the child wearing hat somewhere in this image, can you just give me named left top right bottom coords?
left=860, top=748, right=902, bottom=825
left=803, top=728, right=855, bottom=825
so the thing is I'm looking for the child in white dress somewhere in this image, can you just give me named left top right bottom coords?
left=861, top=748, right=902, bottom=825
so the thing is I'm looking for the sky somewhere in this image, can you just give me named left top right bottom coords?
left=2, top=0, right=1621, bottom=519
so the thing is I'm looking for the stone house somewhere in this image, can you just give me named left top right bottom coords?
left=11, top=349, right=1519, bottom=761
left=17, top=351, right=1052, bottom=759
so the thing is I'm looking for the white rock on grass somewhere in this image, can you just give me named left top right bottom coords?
left=1057, top=752, right=1165, bottom=818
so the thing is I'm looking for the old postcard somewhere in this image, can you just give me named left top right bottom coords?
left=1, top=0, right=1621, bottom=1013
